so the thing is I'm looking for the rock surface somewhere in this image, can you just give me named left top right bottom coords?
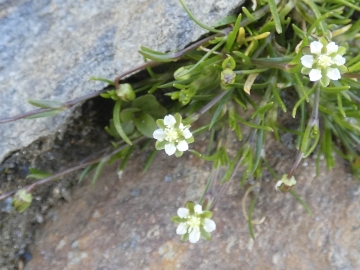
left=0, top=0, right=242, bottom=163
left=25, top=143, right=360, bottom=270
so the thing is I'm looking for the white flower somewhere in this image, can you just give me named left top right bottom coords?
left=300, top=37, right=346, bottom=87
left=172, top=202, right=216, bottom=243
left=153, top=113, right=194, bottom=157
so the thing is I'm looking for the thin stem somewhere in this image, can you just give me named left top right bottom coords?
left=241, top=184, right=266, bottom=224
left=0, top=137, right=144, bottom=201
left=199, top=90, right=228, bottom=115
left=0, top=90, right=108, bottom=124
left=113, top=61, right=160, bottom=90
left=288, top=84, right=320, bottom=178
left=210, top=155, right=244, bottom=211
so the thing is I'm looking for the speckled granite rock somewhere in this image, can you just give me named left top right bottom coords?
left=0, top=0, right=242, bottom=163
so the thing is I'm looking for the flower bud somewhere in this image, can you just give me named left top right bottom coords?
left=12, top=189, right=33, bottom=213
left=221, top=68, right=236, bottom=85
left=275, top=174, right=296, bottom=192
left=174, top=67, right=191, bottom=80
left=116, top=83, right=136, bottom=102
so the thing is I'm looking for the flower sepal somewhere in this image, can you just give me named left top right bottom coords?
left=275, top=174, right=297, bottom=193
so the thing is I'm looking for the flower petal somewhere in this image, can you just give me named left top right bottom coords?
left=310, top=41, right=323, bottom=54
left=332, top=55, right=346, bottom=66
left=181, top=128, right=193, bottom=139
left=163, top=115, right=176, bottom=127
left=301, top=55, right=314, bottom=68
left=326, top=42, right=338, bottom=54
left=194, top=204, right=203, bottom=214
left=326, top=67, right=341, bottom=80
left=275, top=180, right=282, bottom=191
left=153, top=129, right=165, bottom=141
left=309, top=69, right=322, bottom=81
left=165, top=143, right=176, bottom=155
left=176, top=222, right=188, bottom=235
left=189, top=228, right=201, bottom=243
left=177, top=207, right=189, bottom=218
left=203, top=218, right=216, bottom=232
left=176, top=140, right=189, bottom=152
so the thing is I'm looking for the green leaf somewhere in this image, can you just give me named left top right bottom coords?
left=300, top=124, right=320, bottom=158
left=143, top=149, right=157, bottom=173
left=139, top=46, right=176, bottom=62
left=235, top=115, right=273, bottom=132
left=78, top=164, right=97, bottom=183
left=212, top=14, right=237, bottom=27
left=242, top=6, right=255, bottom=22
left=191, top=149, right=223, bottom=162
left=209, top=90, right=232, bottom=129
left=179, top=0, right=221, bottom=33
left=289, top=190, right=312, bottom=215
left=120, top=108, right=141, bottom=122
left=252, top=129, right=264, bottom=174
left=91, top=157, right=109, bottom=186
left=134, top=112, right=157, bottom=138
left=268, top=0, right=282, bottom=34
left=232, top=51, right=252, bottom=65
left=28, top=99, right=64, bottom=109
left=113, top=100, right=132, bottom=145
left=25, top=109, right=63, bottom=119
left=171, top=216, right=185, bottom=223
left=132, top=94, right=166, bottom=119
left=88, top=76, right=114, bottom=85
left=26, top=168, right=52, bottom=180
left=250, top=102, right=274, bottom=119
left=224, top=14, right=242, bottom=52
left=292, top=24, right=305, bottom=39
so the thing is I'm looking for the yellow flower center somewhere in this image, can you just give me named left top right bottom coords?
left=164, top=127, right=179, bottom=142
left=317, top=55, right=332, bottom=69
left=187, top=216, right=201, bottom=228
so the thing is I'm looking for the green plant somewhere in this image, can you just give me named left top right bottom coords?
left=1, top=0, right=360, bottom=243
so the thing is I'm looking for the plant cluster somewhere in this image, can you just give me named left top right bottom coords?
left=1, top=0, right=360, bottom=243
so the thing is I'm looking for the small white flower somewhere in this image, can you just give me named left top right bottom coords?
left=300, top=37, right=347, bottom=87
left=172, top=202, right=216, bottom=243
left=153, top=113, right=194, bottom=157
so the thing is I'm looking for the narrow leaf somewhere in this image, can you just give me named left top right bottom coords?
left=25, top=109, right=63, bottom=119
left=28, top=99, right=64, bottom=109
left=113, top=100, right=132, bottom=145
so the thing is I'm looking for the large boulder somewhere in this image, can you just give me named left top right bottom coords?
left=0, top=0, right=242, bottom=163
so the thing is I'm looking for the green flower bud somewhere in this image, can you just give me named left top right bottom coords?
left=12, top=189, right=33, bottom=213
left=174, top=67, right=191, bottom=80
left=116, top=83, right=136, bottom=102
left=169, top=91, right=180, bottom=100
left=221, top=68, right=236, bottom=85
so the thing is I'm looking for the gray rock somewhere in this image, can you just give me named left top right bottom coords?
left=0, top=0, right=243, bottom=163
